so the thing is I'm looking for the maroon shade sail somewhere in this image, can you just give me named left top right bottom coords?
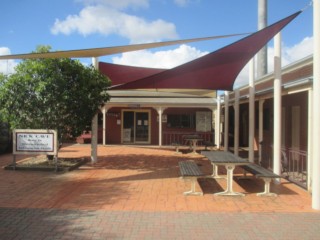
left=111, top=11, right=301, bottom=91
left=99, top=62, right=166, bottom=86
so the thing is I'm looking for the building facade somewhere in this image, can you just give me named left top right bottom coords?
left=99, top=90, right=217, bottom=146
left=222, top=55, right=312, bottom=190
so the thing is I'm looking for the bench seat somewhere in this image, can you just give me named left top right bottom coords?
left=171, top=141, right=181, bottom=154
left=203, top=141, right=216, bottom=150
left=179, top=161, right=204, bottom=196
left=241, top=163, right=281, bottom=197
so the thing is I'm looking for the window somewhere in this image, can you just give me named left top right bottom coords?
left=167, top=114, right=195, bottom=128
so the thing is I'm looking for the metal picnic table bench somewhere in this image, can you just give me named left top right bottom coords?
left=178, top=161, right=205, bottom=196
left=240, top=163, right=282, bottom=197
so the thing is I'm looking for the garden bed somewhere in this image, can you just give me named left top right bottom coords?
left=4, top=156, right=89, bottom=172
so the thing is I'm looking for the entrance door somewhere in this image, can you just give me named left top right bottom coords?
left=123, top=111, right=134, bottom=143
left=135, top=112, right=149, bottom=142
left=122, top=110, right=150, bottom=144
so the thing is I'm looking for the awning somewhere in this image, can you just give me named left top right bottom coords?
left=110, top=11, right=301, bottom=91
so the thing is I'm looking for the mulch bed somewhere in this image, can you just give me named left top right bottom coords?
left=4, top=156, right=89, bottom=172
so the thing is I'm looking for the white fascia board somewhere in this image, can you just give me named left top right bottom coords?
left=108, top=97, right=216, bottom=104
left=237, top=54, right=313, bottom=92
left=107, top=89, right=217, bottom=98
left=106, top=97, right=216, bottom=108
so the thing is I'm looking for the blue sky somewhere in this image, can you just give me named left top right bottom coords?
left=0, top=0, right=314, bottom=88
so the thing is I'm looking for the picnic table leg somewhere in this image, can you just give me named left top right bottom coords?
left=257, top=178, right=277, bottom=197
left=182, top=178, right=203, bottom=196
left=175, top=145, right=181, bottom=154
left=211, top=163, right=224, bottom=179
left=191, top=140, right=197, bottom=154
left=215, top=164, right=245, bottom=196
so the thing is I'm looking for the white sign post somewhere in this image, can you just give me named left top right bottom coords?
left=12, top=129, right=58, bottom=170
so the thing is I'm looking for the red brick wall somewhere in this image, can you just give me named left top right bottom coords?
left=105, top=107, right=122, bottom=144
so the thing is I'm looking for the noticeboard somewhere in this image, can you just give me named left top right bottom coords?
left=196, top=111, right=212, bottom=132
left=13, top=129, right=58, bottom=155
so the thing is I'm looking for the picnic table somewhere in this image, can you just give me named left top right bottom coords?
left=201, top=151, right=249, bottom=196
left=183, top=135, right=203, bottom=154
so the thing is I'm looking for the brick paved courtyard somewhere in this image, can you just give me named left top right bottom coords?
left=0, top=144, right=319, bottom=239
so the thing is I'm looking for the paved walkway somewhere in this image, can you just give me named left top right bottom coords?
left=0, top=144, right=319, bottom=239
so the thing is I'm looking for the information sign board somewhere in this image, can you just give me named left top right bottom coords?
left=13, top=129, right=58, bottom=155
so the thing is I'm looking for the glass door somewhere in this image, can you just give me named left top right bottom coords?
left=135, top=112, right=149, bottom=143
left=122, top=110, right=150, bottom=144
left=123, top=111, right=134, bottom=143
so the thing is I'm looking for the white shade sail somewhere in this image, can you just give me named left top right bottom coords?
left=0, top=33, right=249, bottom=60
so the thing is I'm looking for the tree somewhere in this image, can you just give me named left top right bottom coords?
left=0, top=73, right=12, bottom=153
left=0, top=46, right=111, bottom=143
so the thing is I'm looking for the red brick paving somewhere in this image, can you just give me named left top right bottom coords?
left=0, top=144, right=314, bottom=213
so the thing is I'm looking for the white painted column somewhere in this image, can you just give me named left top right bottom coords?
left=102, top=106, right=106, bottom=145
left=308, top=89, right=313, bottom=193
left=156, top=107, right=164, bottom=147
left=224, top=91, right=229, bottom=152
left=91, top=57, right=99, bottom=163
left=258, top=99, right=265, bottom=164
left=273, top=33, right=282, bottom=177
left=234, top=90, right=240, bottom=156
left=91, top=114, right=98, bottom=163
left=249, top=59, right=255, bottom=163
left=215, top=96, right=221, bottom=149
left=312, top=0, right=320, bottom=210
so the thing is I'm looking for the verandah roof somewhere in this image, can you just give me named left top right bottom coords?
left=109, top=11, right=301, bottom=92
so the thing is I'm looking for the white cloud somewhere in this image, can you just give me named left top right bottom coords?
left=76, top=0, right=149, bottom=10
left=112, top=44, right=208, bottom=68
left=174, top=0, right=189, bottom=7
left=0, top=47, right=17, bottom=75
left=51, top=3, right=178, bottom=43
left=173, top=0, right=199, bottom=7
left=233, top=36, right=314, bottom=89
left=282, top=37, right=313, bottom=65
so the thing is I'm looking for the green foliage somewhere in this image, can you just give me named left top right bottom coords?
left=0, top=46, right=111, bottom=140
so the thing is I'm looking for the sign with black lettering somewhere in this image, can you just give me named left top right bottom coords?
left=13, top=129, right=57, bottom=155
